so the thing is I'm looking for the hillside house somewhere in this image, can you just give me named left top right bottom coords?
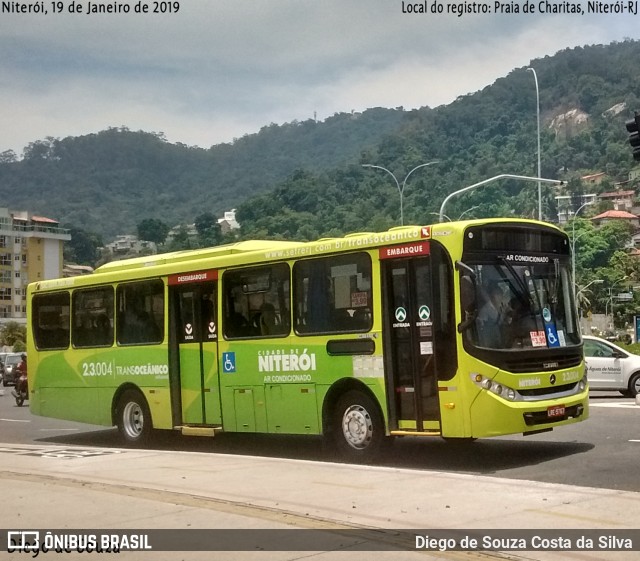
left=598, top=190, right=635, bottom=211
left=591, top=209, right=640, bottom=229
left=217, top=209, right=240, bottom=235
left=581, top=172, right=607, bottom=186
left=104, top=235, right=157, bottom=255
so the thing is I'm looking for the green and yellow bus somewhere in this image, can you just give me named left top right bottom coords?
left=27, top=218, right=588, bottom=460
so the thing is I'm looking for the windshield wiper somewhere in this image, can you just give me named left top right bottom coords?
left=497, top=256, right=532, bottom=306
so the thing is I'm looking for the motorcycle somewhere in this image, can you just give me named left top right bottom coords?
left=12, top=372, right=28, bottom=407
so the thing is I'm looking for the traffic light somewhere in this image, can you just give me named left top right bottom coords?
left=625, top=113, right=640, bottom=161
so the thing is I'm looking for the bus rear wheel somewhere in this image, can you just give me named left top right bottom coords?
left=117, top=390, right=152, bottom=445
left=332, top=390, right=385, bottom=462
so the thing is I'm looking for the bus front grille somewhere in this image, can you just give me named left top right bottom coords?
left=504, top=350, right=582, bottom=374
left=518, top=382, right=578, bottom=398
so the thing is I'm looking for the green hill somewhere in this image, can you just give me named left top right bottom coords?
left=0, top=108, right=405, bottom=238
left=2, top=39, right=640, bottom=242
left=236, top=40, right=640, bottom=240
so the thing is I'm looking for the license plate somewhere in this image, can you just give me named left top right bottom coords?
left=547, top=405, right=565, bottom=418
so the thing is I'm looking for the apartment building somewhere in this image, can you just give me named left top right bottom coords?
left=555, top=193, right=597, bottom=224
left=0, top=208, right=70, bottom=322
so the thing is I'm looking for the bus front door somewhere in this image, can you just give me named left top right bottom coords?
left=382, top=257, right=441, bottom=433
left=172, top=282, right=222, bottom=426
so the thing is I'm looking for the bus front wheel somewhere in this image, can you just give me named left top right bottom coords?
left=117, top=390, right=152, bottom=445
left=332, top=390, right=384, bottom=462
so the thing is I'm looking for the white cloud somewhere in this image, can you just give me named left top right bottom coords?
left=0, top=1, right=638, bottom=154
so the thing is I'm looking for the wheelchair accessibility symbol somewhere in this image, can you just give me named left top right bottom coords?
left=222, top=352, right=236, bottom=373
left=546, top=326, right=560, bottom=348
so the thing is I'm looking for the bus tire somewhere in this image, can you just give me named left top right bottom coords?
left=117, top=389, right=152, bottom=445
left=332, top=390, right=385, bottom=463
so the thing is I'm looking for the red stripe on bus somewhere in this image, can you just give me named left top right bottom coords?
left=379, top=242, right=430, bottom=260
left=168, top=270, right=218, bottom=285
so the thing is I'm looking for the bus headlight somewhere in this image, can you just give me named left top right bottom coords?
left=578, top=377, right=587, bottom=392
left=471, top=373, right=519, bottom=402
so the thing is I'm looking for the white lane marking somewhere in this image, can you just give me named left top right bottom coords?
left=0, top=418, right=30, bottom=422
left=589, top=402, right=639, bottom=408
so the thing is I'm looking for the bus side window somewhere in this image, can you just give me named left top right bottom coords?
left=293, top=253, right=372, bottom=335
left=32, top=292, right=70, bottom=350
left=72, top=287, right=114, bottom=348
left=117, top=280, right=164, bottom=345
left=223, top=264, right=290, bottom=339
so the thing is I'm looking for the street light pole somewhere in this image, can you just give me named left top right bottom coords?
left=608, top=276, right=629, bottom=332
left=362, top=161, right=439, bottom=226
left=456, top=205, right=480, bottom=220
left=438, top=174, right=563, bottom=223
left=570, top=201, right=594, bottom=302
left=527, top=67, right=541, bottom=220
left=575, top=279, right=603, bottom=333
left=576, top=279, right=604, bottom=299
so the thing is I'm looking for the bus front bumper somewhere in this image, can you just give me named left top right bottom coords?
left=468, top=389, right=589, bottom=438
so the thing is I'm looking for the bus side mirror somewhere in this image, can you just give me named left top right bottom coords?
left=458, top=272, right=477, bottom=333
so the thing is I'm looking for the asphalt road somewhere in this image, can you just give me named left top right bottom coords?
left=0, top=388, right=637, bottom=492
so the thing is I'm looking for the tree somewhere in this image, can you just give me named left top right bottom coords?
left=194, top=212, right=223, bottom=247
left=12, top=340, right=26, bottom=352
left=64, top=227, right=102, bottom=266
left=137, top=218, right=170, bottom=245
left=194, top=212, right=216, bottom=236
left=166, top=225, right=193, bottom=251
left=0, top=322, right=26, bottom=349
left=0, top=150, right=16, bottom=163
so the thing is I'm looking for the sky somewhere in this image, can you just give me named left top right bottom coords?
left=1, top=1, right=639, bottom=155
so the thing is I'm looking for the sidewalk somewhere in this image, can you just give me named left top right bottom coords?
left=1, top=442, right=639, bottom=560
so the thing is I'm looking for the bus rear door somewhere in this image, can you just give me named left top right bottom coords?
left=169, top=273, right=222, bottom=427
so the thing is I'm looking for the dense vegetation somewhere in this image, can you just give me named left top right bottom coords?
left=235, top=40, right=640, bottom=240
left=0, top=108, right=405, bottom=237
left=3, top=40, right=640, bottom=328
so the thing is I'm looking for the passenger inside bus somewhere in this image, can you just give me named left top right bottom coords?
left=74, top=315, right=94, bottom=347
left=505, top=297, right=536, bottom=348
left=94, top=314, right=112, bottom=345
left=119, top=294, right=159, bottom=344
left=258, top=302, right=278, bottom=336
left=226, top=311, right=250, bottom=337
left=477, top=282, right=507, bottom=347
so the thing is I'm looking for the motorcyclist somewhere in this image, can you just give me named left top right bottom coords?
left=12, top=354, right=27, bottom=404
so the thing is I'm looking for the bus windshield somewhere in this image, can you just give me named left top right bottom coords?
left=461, top=258, right=580, bottom=351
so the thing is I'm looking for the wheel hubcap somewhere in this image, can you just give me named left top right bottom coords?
left=342, top=404, right=373, bottom=449
left=123, top=402, right=144, bottom=439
